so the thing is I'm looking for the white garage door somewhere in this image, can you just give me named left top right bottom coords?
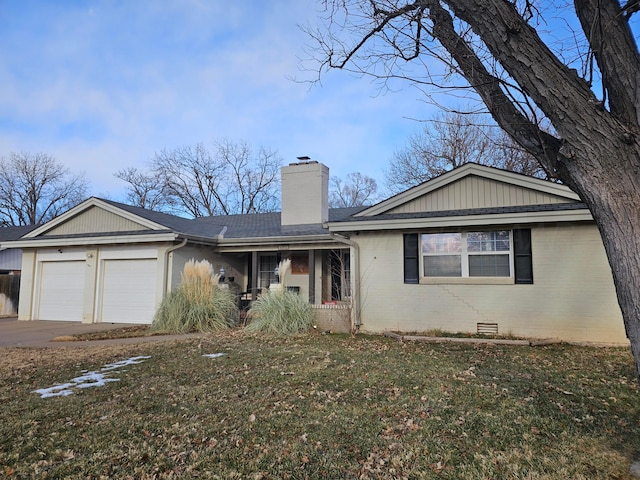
left=38, top=261, right=85, bottom=321
left=99, top=259, right=158, bottom=324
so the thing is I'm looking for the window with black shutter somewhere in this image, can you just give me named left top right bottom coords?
left=403, top=233, right=419, bottom=284
left=513, top=228, right=533, bottom=284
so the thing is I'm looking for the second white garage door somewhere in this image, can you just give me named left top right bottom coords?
left=99, top=259, right=158, bottom=324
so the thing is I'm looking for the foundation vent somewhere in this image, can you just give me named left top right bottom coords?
left=477, top=322, right=499, bottom=335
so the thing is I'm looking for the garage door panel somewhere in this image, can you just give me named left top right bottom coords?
left=100, top=259, right=157, bottom=324
left=38, top=261, right=85, bottom=321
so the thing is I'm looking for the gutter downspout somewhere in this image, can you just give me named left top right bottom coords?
left=328, top=232, right=361, bottom=331
left=163, top=237, right=188, bottom=297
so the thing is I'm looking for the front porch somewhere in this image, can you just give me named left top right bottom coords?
left=209, top=247, right=354, bottom=332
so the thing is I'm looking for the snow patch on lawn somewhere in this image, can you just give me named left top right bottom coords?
left=34, top=356, right=151, bottom=398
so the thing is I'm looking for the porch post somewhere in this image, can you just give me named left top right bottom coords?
left=308, top=250, right=315, bottom=304
left=251, top=251, right=258, bottom=300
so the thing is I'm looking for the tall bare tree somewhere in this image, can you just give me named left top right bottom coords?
left=307, top=1, right=640, bottom=379
left=0, top=152, right=87, bottom=226
left=387, top=111, right=546, bottom=193
left=117, top=139, right=282, bottom=217
left=330, top=172, right=381, bottom=207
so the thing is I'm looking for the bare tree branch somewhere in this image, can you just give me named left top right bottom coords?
left=115, top=167, right=173, bottom=212
left=117, top=140, right=281, bottom=217
left=386, top=110, right=548, bottom=193
left=307, top=0, right=640, bottom=380
left=0, top=152, right=87, bottom=226
left=330, top=172, right=381, bottom=207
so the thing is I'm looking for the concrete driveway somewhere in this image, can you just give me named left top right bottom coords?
left=0, top=316, right=202, bottom=347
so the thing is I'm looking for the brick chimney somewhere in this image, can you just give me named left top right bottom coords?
left=281, top=159, right=329, bottom=226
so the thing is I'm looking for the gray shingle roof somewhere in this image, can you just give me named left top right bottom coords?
left=0, top=225, right=39, bottom=242
left=194, top=207, right=365, bottom=239
left=100, top=198, right=365, bottom=240
left=99, top=198, right=213, bottom=236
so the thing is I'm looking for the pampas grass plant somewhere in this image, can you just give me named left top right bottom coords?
left=245, top=259, right=313, bottom=335
left=152, top=259, right=238, bottom=333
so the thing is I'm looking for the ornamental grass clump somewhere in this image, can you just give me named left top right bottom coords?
left=152, top=259, right=238, bottom=333
left=245, top=259, right=313, bottom=335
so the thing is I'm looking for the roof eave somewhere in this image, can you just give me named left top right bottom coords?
left=216, top=234, right=338, bottom=248
left=2, top=232, right=180, bottom=249
left=329, top=208, right=594, bottom=232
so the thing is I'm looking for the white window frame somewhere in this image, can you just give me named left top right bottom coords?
left=257, top=254, right=278, bottom=289
left=421, top=230, right=514, bottom=280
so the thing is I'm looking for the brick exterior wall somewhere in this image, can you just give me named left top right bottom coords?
left=311, top=304, right=351, bottom=333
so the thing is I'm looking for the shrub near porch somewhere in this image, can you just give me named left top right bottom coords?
left=152, top=259, right=238, bottom=333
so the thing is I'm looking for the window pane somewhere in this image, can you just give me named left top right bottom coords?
left=468, top=231, right=510, bottom=252
left=495, top=231, right=510, bottom=251
left=424, top=255, right=462, bottom=277
left=258, top=255, right=278, bottom=288
left=496, top=240, right=510, bottom=251
left=422, top=233, right=462, bottom=254
left=467, top=232, right=486, bottom=252
left=469, top=254, right=510, bottom=277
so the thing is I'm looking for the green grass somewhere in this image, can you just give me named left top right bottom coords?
left=1, top=333, right=639, bottom=479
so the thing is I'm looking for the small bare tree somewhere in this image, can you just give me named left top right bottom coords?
left=214, top=139, right=282, bottom=215
left=114, top=167, right=173, bottom=212
left=152, top=143, right=224, bottom=218
left=117, top=139, right=282, bottom=217
left=387, top=111, right=546, bottom=193
left=329, top=172, right=381, bottom=207
left=0, top=152, right=87, bottom=226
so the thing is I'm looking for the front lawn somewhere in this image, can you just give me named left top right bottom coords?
left=1, top=332, right=638, bottom=479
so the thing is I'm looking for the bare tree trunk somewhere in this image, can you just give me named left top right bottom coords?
left=311, top=0, right=640, bottom=380
left=566, top=151, right=640, bottom=379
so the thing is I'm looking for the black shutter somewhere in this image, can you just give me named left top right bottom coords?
left=403, top=233, right=419, bottom=284
left=513, top=228, right=533, bottom=284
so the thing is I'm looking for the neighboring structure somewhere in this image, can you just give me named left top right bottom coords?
left=0, top=225, right=38, bottom=316
left=1, top=161, right=627, bottom=344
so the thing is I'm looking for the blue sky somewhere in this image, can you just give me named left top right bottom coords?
left=0, top=1, right=439, bottom=198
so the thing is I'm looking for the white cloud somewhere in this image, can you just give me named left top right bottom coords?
left=0, top=1, right=440, bottom=197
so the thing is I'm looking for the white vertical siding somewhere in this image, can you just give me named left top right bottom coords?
left=0, top=249, right=23, bottom=270
left=44, top=207, right=146, bottom=235
left=355, top=224, right=626, bottom=344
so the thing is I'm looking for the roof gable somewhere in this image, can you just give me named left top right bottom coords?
left=23, top=198, right=172, bottom=238
left=357, top=163, right=580, bottom=217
